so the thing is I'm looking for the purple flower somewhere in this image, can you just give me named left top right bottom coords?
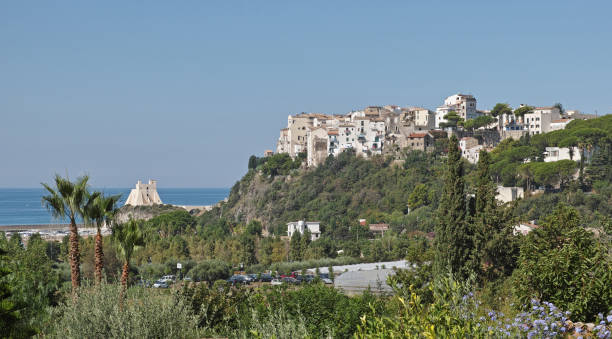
left=560, top=326, right=566, bottom=333
left=607, top=315, right=612, bottom=323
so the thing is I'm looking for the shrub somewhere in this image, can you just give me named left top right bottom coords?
left=187, top=260, right=231, bottom=282
left=512, top=204, right=612, bottom=322
left=48, top=283, right=199, bottom=339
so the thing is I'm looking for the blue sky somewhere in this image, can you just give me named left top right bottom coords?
left=1, top=1, right=611, bottom=188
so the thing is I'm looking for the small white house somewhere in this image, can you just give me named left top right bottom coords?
left=513, top=222, right=539, bottom=236
left=287, top=221, right=321, bottom=241
left=496, top=186, right=524, bottom=203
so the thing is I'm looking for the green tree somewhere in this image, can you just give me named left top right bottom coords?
left=248, top=155, right=257, bottom=170
left=84, top=193, right=121, bottom=284
left=513, top=105, right=534, bottom=120
left=470, top=150, right=517, bottom=282
left=490, top=103, right=512, bottom=117
left=439, top=111, right=463, bottom=129
left=512, top=204, right=612, bottom=321
left=461, top=115, right=496, bottom=131
left=289, top=231, right=303, bottom=261
left=0, top=247, right=36, bottom=338
left=41, top=174, right=91, bottom=292
left=434, top=135, right=472, bottom=280
left=408, top=184, right=430, bottom=210
left=113, top=220, right=144, bottom=300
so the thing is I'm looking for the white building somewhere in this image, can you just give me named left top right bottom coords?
left=459, top=137, right=483, bottom=164
left=523, top=106, right=561, bottom=135
left=443, top=94, right=479, bottom=120
left=549, top=118, right=573, bottom=131
left=513, top=222, right=539, bottom=236
left=544, top=146, right=587, bottom=162
left=124, top=180, right=163, bottom=206
left=435, top=105, right=453, bottom=128
left=287, top=221, right=321, bottom=241
left=496, top=186, right=524, bottom=203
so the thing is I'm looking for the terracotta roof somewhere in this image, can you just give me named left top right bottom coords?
left=534, top=106, right=555, bottom=110
left=552, top=119, right=571, bottom=123
left=409, top=133, right=428, bottom=138
left=327, top=130, right=339, bottom=135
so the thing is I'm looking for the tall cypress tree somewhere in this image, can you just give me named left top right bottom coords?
left=471, top=150, right=518, bottom=283
left=434, top=135, right=472, bottom=279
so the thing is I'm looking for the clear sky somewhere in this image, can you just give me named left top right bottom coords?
left=1, top=1, right=611, bottom=188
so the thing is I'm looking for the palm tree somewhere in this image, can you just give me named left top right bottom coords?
left=84, top=193, right=121, bottom=284
left=113, top=219, right=144, bottom=300
left=42, top=175, right=91, bottom=292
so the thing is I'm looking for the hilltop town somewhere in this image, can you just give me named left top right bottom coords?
left=272, top=93, right=597, bottom=167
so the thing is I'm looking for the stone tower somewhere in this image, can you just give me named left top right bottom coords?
left=124, top=180, right=163, bottom=206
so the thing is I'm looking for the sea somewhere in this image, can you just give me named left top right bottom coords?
left=0, top=188, right=230, bottom=226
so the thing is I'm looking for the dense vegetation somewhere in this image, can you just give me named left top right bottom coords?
left=1, top=115, right=612, bottom=337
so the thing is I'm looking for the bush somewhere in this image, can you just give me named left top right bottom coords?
left=187, top=260, right=231, bottom=282
left=48, top=283, right=199, bottom=339
left=512, top=204, right=612, bottom=322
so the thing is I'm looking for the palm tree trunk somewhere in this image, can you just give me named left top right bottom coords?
left=94, top=225, right=104, bottom=284
left=69, top=216, right=81, bottom=292
left=120, top=261, right=129, bottom=302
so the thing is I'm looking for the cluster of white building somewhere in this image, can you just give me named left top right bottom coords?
left=275, top=94, right=479, bottom=167
left=272, top=93, right=599, bottom=174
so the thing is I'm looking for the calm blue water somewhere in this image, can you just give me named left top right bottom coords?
left=0, top=188, right=230, bottom=226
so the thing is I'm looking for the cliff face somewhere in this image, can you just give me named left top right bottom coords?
left=224, top=172, right=294, bottom=230
left=115, top=204, right=182, bottom=224
left=207, top=152, right=443, bottom=236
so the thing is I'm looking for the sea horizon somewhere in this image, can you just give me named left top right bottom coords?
left=0, top=187, right=230, bottom=226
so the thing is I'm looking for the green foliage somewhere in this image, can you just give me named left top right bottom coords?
left=461, top=115, right=496, bottom=131
left=264, top=283, right=383, bottom=338
left=440, top=111, right=464, bottom=129
left=435, top=135, right=472, bottom=279
left=357, top=272, right=485, bottom=338
left=518, top=159, right=578, bottom=190
left=0, top=246, right=38, bottom=338
left=0, top=233, right=59, bottom=337
left=180, top=281, right=253, bottom=335
left=470, top=150, right=519, bottom=283
left=513, top=105, right=534, bottom=118
left=490, top=103, right=512, bottom=117
left=408, top=183, right=431, bottom=210
left=187, top=260, right=231, bottom=282
left=260, top=153, right=302, bottom=177
left=49, top=284, right=199, bottom=338
left=512, top=204, right=612, bottom=321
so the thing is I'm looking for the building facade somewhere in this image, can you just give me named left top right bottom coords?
left=287, top=221, right=321, bottom=241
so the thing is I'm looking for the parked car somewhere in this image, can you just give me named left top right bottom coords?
left=227, top=275, right=249, bottom=285
left=270, top=279, right=282, bottom=286
left=281, top=277, right=300, bottom=285
left=183, top=276, right=192, bottom=282
left=160, top=275, right=175, bottom=283
left=259, top=273, right=273, bottom=282
left=296, top=275, right=315, bottom=284
left=152, top=280, right=169, bottom=288
left=247, top=274, right=259, bottom=281
left=321, top=278, right=333, bottom=284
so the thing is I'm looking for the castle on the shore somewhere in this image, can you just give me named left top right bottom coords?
left=124, top=180, right=163, bottom=206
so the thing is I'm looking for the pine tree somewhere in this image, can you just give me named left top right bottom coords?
left=470, top=150, right=518, bottom=283
left=289, top=231, right=303, bottom=261
left=434, top=135, right=472, bottom=279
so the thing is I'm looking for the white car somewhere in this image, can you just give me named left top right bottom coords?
left=160, top=275, right=175, bottom=283
left=270, top=279, right=282, bottom=286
